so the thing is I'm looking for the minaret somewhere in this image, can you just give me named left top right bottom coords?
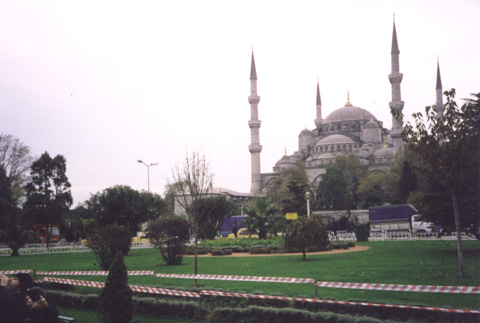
left=314, top=80, right=323, bottom=128
left=434, top=59, right=445, bottom=121
left=248, top=51, right=262, bottom=193
left=388, top=20, right=405, bottom=153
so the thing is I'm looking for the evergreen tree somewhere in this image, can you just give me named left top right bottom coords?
left=98, top=252, right=134, bottom=323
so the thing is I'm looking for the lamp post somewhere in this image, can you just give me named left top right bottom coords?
left=137, top=160, right=158, bottom=192
left=305, top=191, right=311, bottom=216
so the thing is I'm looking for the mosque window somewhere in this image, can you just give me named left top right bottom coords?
left=349, top=145, right=352, bottom=152
left=337, top=145, right=340, bottom=151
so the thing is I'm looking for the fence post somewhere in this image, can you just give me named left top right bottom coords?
left=314, top=279, right=318, bottom=297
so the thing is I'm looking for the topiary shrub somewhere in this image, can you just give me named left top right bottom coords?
left=347, top=241, right=355, bottom=247
left=355, top=224, right=369, bottom=242
left=184, top=246, right=208, bottom=255
left=98, top=252, right=134, bottom=323
left=249, top=245, right=269, bottom=254
left=87, top=225, right=132, bottom=270
left=221, top=247, right=232, bottom=255
left=148, top=215, right=190, bottom=265
left=210, top=248, right=225, bottom=256
left=284, top=216, right=328, bottom=261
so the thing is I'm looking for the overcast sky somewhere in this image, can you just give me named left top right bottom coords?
left=1, top=0, right=479, bottom=206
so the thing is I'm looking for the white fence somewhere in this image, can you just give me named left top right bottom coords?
left=0, top=240, right=152, bottom=256
left=329, top=230, right=475, bottom=242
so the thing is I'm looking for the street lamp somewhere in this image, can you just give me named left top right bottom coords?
left=305, top=191, right=311, bottom=216
left=137, top=160, right=158, bottom=192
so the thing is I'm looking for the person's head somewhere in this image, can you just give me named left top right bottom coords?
left=10, top=273, right=33, bottom=293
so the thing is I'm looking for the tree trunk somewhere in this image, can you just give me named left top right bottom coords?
left=302, top=249, right=306, bottom=261
left=452, top=194, right=466, bottom=277
left=194, top=230, right=198, bottom=287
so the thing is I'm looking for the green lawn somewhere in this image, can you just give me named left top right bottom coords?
left=1, top=240, right=479, bottom=311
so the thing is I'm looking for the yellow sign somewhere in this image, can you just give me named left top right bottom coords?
left=285, top=213, right=298, bottom=220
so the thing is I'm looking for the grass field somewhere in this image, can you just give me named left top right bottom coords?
left=1, top=240, right=479, bottom=313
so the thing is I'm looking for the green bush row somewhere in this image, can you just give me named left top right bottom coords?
left=46, top=289, right=478, bottom=322
left=207, top=305, right=388, bottom=323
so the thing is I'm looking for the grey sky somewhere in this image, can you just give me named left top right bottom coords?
left=1, top=0, right=479, bottom=206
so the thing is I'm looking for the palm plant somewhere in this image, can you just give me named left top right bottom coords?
left=244, top=198, right=281, bottom=239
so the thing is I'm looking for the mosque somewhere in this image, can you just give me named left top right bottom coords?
left=248, top=22, right=445, bottom=194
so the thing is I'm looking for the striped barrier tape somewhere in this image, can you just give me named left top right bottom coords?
left=43, top=277, right=105, bottom=288
left=199, top=290, right=480, bottom=314
left=129, top=285, right=200, bottom=298
left=42, top=277, right=199, bottom=298
left=316, top=282, right=480, bottom=294
left=37, top=271, right=154, bottom=276
left=155, top=273, right=315, bottom=284
left=0, top=270, right=34, bottom=275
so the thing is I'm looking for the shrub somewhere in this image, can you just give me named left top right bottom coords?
left=284, top=216, right=328, bottom=261
left=221, top=247, right=233, bottom=255
left=184, top=246, right=209, bottom=255
left=355, top=224, right=369, bottom=242
left=87, top=225, right=132, bottom=270
left=98, top=252, right=134, bottom=323
left=148, top=215, right=190, bottom=265
left=210, top=248, right=225, bottom=256
left=249, top=245, right=269, bottom=254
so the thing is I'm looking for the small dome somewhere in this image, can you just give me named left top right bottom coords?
left=364, top=120, right=380, bottom=129
left=324, top=106, right=377, bottom=124
left=299, top=128, right=313, bottom=136
left=316, top=134, right=356, bottom=146
left=373, top=147, right=395, bottom=158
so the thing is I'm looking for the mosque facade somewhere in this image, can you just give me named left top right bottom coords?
left=248, top=22, right=445, bottom=194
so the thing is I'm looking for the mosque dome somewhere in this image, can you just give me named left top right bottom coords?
left=299, top=128, right=313, bottom=136
left=373, top=147, right=395, bottom=158
left=316, top=134, right=356, bottom=146
left=324, top=105, right=377, bottom=124
left=364, top=119, right=380, bottom=129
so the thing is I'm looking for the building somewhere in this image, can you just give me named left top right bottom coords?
left=248, top=21, right=444, bottom=194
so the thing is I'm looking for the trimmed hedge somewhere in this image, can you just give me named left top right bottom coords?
left=207, top=305, right=388, bottom=323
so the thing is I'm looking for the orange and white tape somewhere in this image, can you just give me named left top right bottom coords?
left=42, top=277, right=199, bottom=298
left=155, top=273, right=314, bottom=284
left=316, top=281, right=480, bottom=294
left=0, top=270, right=34, bottom=275
left=199, top=290, right=480, bottom=314
left=37, top=271, right=154, bottom=276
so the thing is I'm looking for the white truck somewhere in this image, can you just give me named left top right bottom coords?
left=369, top=204, right=436, bottom=235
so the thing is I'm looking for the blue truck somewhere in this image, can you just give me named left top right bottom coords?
left=369, top=204, right=435, bottom=235
left=219, top=216, right=247, bottom=237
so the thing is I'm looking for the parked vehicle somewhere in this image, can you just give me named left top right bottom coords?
left=34, top=225, right=61, bottom=244
left=369, top=204, right=436, bottom=235
left=219, top=216, right=247, bottom=237
left=227, top=228, right=258, bottom=239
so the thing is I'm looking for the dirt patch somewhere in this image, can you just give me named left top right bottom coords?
left=185, top=245, right=370, bottom=257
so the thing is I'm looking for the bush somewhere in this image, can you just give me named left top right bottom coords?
left=98, top=252, right=134, bottom=323
left=148, top=215, right=190, bottom=265
left=355, top=224, right=369, bottom=242
left=183, top=246, right=208, bottom=255
left=87, top=225, right=132, bottom=270
left=284, top=216, right=328, bottom=260
left=210, top=248, right=225, bottom=256
left=249, top=245, right=270, bottom=254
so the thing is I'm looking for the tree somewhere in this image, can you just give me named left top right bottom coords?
left=87, top=225, right=132, bottom=270
left=335, top=155, right=369, bottom=209
left=189, top=196, right=237, bottom=240
left=0, top=134, right=34, bottom=206
left=98, top=252, right=134, bottom=323
left=244, top=198, right=281, bottom=239
left=85, top=186, right=166, bottom=236
left=148, top=215, right=190, bottom=266
left=24, top=152, right=72, bottom=247
left=0, top=165, right=23, bottom=256
left=169, top=151, right=213, bottom=277
left=266, top=163, right=310, bottom=215
left=316, top=166, right=348, bottom=210
left=357, top=172, right=385, bottom=208
left=403, top=89, right=479, bottom=277
left=284, top=216, right=328, bottom=261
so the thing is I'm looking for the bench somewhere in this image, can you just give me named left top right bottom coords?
left=58, top=315, right=75, bottom=322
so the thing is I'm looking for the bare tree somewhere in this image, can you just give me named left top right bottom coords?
left=170, top=151, right=213, bottom=279
left=0, top=134, right=33, bottom=205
